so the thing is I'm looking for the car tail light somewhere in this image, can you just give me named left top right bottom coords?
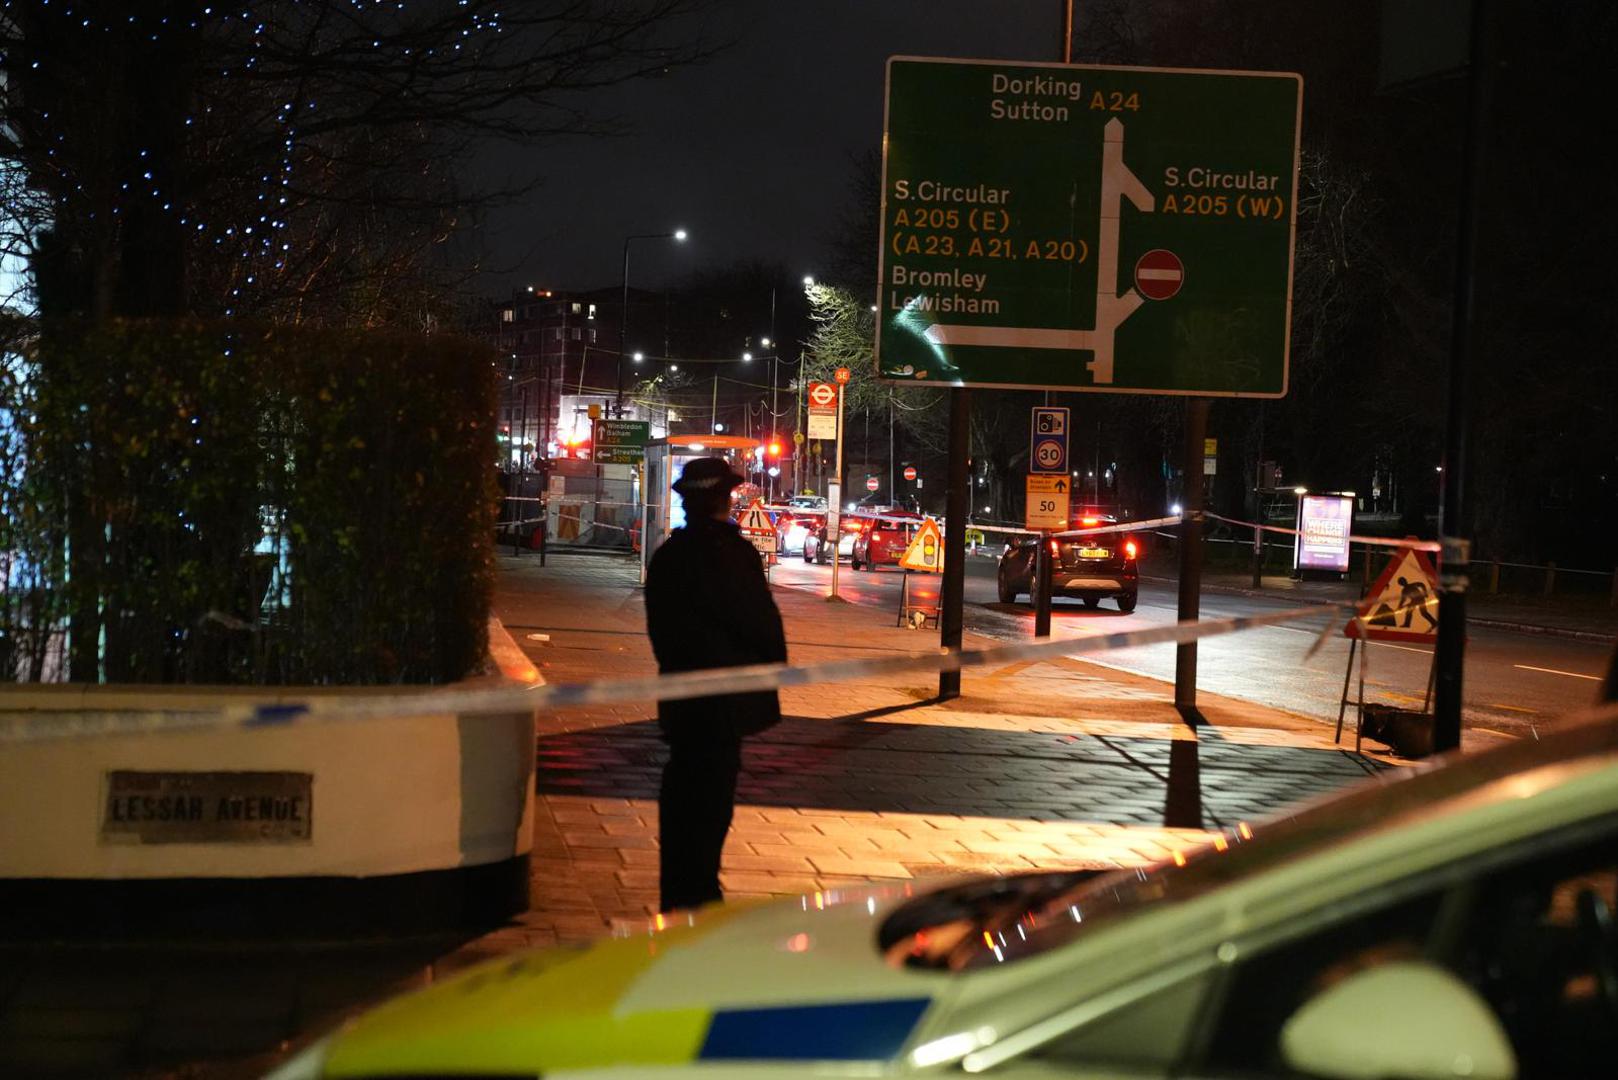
left=1124, top=539, right=1139, bottom=559
left=1048, top=539, right=1061, bottom=557
left=1081, top=516, right=1100, bottom=527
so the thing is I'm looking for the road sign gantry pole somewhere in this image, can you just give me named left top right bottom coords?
left=938, top=388, right=971, bottom=699
left=1174, top=399, right=1209, bottom=715
left=829, top=374, right=849, bottom=602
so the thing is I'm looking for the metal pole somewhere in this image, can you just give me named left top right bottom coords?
left=769, top=286, right=778, bottom=502
left=711, top=369, right=719, bottom=435
left=830, top=381, right=847, bottom=601
left=1174, top=398, right=1209, bottom=713
left=938, top=388, right=971, bottom=699
left=1251, top=403, right=1266, bottom=587
left=617, top=239, right=631, bottom=417
left=1434, top=0, right=1492, bottom=754
left=795, top=357, right=804, bottom=496
left=1034, top=534, right=1053, bottom=637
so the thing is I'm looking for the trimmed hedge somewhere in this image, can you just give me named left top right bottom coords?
left=4, top=320, right=496, bottom=685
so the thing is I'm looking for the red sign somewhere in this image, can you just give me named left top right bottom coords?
left=1134, top=249, right=1185, bottom=301
left=865, top=476, right=880, bottom=491
left=808, top=382, right=838, bottom=408
left=834, top=367, right=852, bottom=385
left=903, top=466, right=917, bottom=481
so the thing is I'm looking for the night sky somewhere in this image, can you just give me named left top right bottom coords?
left=479, top=1, right=1062, bottom=294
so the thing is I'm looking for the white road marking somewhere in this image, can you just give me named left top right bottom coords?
left=1514, top=664, right=1601, bottom=681
left=1373, top=642, right=1432, bottom=655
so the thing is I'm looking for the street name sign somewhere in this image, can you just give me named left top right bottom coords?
left=1030, top=405, right=1070, bottom=474
left=806, top=381, right=839, bottom=440
left=1025, top=474, right=1071, bottom=531
left=592, top=419, right=651, bottom=465
left=875, top=57, right=1302, bottom=397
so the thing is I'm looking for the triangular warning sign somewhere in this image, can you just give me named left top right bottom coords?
left=1346, top=546, right=1440, bottom=643
left=737, top=498, right=773, bottom=537
left=899, top=516, right=944, bottom=573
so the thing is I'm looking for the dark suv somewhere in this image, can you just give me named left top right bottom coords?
left=996, top=516, right=1139, bottom=612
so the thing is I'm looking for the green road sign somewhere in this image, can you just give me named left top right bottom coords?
left=592, top=419, right=650, bottom=465
left=876, top=57, right=1301, bottom=398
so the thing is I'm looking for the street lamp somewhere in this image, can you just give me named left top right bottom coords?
left=618, top=228, right=687, bottom=415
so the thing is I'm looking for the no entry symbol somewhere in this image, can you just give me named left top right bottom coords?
left=1134, top=249, right=1185, bottom=301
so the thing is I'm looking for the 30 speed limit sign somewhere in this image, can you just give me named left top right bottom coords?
left=1029, top=406, right=1069, bottom=474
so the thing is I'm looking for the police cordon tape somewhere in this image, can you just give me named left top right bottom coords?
left=1, top=602, right=1352, bottom=745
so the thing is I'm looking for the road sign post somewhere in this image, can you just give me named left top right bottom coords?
left=1175, top=399, right=1209, bottom=715
left=876, top=58, right=1301, bottom=705
left=938, top=389, right=971, bottom=700
left=829, top=382, right=848, bottom=603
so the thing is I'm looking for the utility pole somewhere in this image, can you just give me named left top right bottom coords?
left=1435, top=0, right=1494, bottom=753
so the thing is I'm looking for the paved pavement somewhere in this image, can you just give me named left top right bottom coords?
left=497, top=552, right=1416, bottom=928
left=0, top=550, right=1475, bottom=1077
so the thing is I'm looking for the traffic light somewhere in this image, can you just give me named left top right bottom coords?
left=767, top=438, right=783, bottom=458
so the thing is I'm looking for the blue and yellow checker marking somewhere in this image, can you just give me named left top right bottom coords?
left=323, top=910, right=934, bottom=1076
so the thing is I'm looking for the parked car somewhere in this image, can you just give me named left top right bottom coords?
left=997, top=514, right=1139, bottom=611
left=850, top=510, right=923, bottom=570
left=773, top=509, right=822, bottom=556
left=801, top=513, right=868, bottom=564
left=269, top=712, right=1618, bottom=1080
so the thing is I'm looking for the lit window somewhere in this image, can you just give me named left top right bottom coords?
left=571, top=327, right=582, bottom=341
left=500, top=308, right=514, bottom=323
left=571, top=302, right=583, bottom=315
left=588, top=304, right=598, bottom=320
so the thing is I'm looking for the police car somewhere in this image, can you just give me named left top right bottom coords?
left=271, top=709, right=1618, bottom=1079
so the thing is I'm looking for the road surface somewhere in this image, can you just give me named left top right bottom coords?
left=770, top=554, right=1611, bottom=742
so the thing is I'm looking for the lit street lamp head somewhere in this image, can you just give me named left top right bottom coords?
left=633, top=351, right=644, bottom=363
left=674, top=229, right=688, bottom=241
left=742, top=352, right=753, bottom=362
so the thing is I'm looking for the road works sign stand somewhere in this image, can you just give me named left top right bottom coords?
left=1336, top=546, right=1442, bottom=754
left=876, top=57, right=1301, bottom=703
left=896, top=517, right=945, bottom=629
left=738, top=499, right=777, bottom=579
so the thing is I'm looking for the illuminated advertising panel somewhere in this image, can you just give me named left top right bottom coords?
left=1294, top=494, right=1353, bottom=572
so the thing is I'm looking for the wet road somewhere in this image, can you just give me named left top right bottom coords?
left=770, top=553, right=1611, bottom=741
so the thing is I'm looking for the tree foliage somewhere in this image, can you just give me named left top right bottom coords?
left=1, top=0, right=727, bottom=323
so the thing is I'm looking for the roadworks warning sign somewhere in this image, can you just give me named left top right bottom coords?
left=899, top=516, right=944, bottom=573
left=1346, top=546, right=1440, bottom=643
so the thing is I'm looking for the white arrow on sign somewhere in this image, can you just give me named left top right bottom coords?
left=922, top=118, right=1155, bottom=386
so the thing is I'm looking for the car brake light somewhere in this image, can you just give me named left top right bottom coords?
left=1048, top=539, right=1060, bottom=557
left=1124, top=539, right=1139, bottom=559
left=1081, top=516, right=1100, bottom=527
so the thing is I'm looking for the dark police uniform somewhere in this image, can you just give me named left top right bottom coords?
left=645, top=511, right=787, bottom=911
